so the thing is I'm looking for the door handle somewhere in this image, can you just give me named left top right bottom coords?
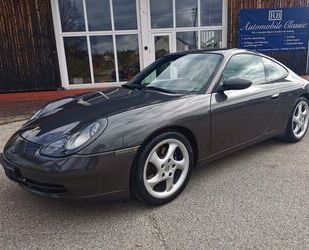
left=271, top=93, right=280, bottom=99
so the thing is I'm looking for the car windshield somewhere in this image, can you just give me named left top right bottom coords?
left=136, top=53, right=222, bottom=93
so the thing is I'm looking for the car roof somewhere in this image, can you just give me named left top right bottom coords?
left=167, top=48, right=259, bottom=57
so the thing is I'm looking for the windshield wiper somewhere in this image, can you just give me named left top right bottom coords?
left=122, top=83, right=144, bottom=90
left=144, top=86, right=175, bottom=94
left=122, top=83, right=175, bottom=94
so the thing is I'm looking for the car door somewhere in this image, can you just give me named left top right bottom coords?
left=210, top=54, right=280, bottom=154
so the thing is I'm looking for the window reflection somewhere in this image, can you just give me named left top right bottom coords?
left=262, top=57, right=288, bottom=82
left=154, top=36, right=170, bottom=60
left=90, top=36, right=116, bottom=83
left=86, top=0, right=112, bottom=31
left=64, top=37, right=91, bottom=84
left=140, top=54, right=223, bottom=92
left=201, top=0, right=223, bottom=26
left=150, top=0, right=173, bottom=28
left=200, top=30, right=222, bottom=48
left=223, top=55, right=266, bottom=85
left=58, top=0, right=85, bottom=32
left=176, top=32, right=198, bottom=51
left=176, top=0, right=198, bottom=27
left=113, top=0, right=137, bottom=30
left=116, top=35, right=140, bottom=81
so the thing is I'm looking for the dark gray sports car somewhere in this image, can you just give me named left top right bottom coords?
left=1, top=49, right=309, bottom=205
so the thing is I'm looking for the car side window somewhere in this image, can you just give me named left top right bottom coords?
left=262, top=57, right=288, bottom=82
left=222, top=54, right=266, bottom=85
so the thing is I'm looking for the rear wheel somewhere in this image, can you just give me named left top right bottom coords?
left=283, top=97, right=309, bottom=142
left=132, top=132, right=194, bottom=205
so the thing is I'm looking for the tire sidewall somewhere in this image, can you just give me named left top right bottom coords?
left=133, top=131, right=194, bottom=205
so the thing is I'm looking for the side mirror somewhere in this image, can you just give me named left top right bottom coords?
left=221, top=77, right=252, bottom=91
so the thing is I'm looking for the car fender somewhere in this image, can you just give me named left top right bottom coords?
left=78, top=94, right=211, bottom=160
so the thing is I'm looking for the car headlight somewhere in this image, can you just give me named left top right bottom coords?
left=40, top=119, right=108, bottom=157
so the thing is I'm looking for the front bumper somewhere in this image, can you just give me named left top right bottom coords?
left=1, top=157, right=68, bottom=197
left=0, top=135, right=138, bottom=200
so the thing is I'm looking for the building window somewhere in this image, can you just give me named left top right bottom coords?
left=58, top=0, right=86, bottom=32
left=149, top=0, right=225, bottom=53
left=150, top=0, right=173, bottom=28
left=116, top=35, right=140, bottom=81
left=113, top=0, right=138, bottom=30
left=154, top=35, right=171, bottom=60
left=86, top=0, right=112, bottom=31
left=63, top=36, right=91, bottom=84
left=53, top=0, right=226, bottom=87
left=90, top=36, right=116, bottom=83
left=176, top=32, right=198, bottom=51
left=175, top=0, right=198, bottom=27
left=200, top=30, right=222, bottom=48
left=200, top=0, right=223, bottom=26
left=57, top=0, right=140, bottom=85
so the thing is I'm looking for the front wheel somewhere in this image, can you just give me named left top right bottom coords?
left=283, top=97, right=309, bottom=142
left=132, top=132, right=194, bottom=205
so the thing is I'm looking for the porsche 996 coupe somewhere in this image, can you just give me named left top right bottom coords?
left=1, top=49, right=309, bottom=205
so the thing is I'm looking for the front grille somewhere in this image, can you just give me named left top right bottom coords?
left=4, top=167, right=22, bottom=183
left=4, top=166, right=67, bottom=195
left=22, top=178, right=67, bottom=194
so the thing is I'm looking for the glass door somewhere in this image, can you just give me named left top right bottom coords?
left=152, top=33, right=172, bottom=61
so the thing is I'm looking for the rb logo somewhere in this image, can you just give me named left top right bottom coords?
left=268, top=10, right=282, bottom=21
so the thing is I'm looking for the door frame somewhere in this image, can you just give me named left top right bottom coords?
left=141, top=0, right=228, bottom=68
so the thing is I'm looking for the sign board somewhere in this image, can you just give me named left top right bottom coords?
left=239, top=7, right=309, bottom=52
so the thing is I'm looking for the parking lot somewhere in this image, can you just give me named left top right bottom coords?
left=1, top=121, right=309, bottom=249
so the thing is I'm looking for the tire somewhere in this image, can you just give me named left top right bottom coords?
left=283, top=97, right=309, bottom=142
left=132, top=131, right=194, bottom=205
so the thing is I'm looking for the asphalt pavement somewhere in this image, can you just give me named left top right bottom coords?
left=1, top=121, right=309, bottom=249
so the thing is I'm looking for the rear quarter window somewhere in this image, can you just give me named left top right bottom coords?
left=262, top=57, right=288, bottom=82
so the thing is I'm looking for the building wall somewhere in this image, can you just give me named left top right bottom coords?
left=0, top=0, right=61, bottom=93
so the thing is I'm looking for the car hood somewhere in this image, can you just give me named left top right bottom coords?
left=19, top=87, right=182, bottom=146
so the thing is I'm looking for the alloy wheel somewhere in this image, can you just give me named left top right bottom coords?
left=292, top=100, right=309, bottom=139
left=143, top=139, right=190, bottom=199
